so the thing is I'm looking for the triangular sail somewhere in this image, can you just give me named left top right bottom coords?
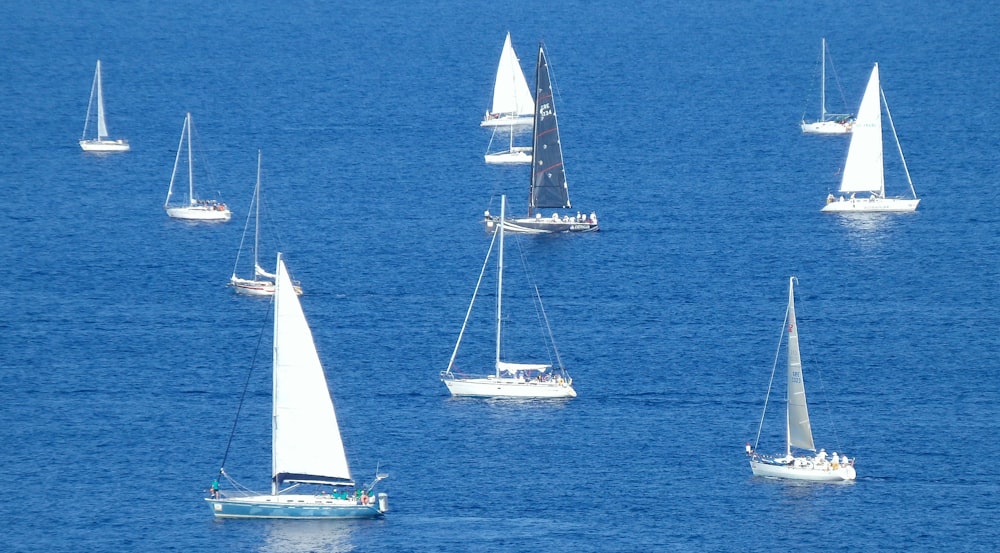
left=272, top=255, right=353, bottom=488
left=839, top=64, right=883, bottom=195
left=95, top=60, right=109, bottom=139
left=785, top=278, right=815, bottom=452
left=491, top=33, right=534, bottom=117
left=529, top=45, right=571, bottom=212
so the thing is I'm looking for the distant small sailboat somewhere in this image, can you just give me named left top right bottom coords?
left=822, top=63, right=920, bottom=213
left=443, top=195, right=577, bottom=399
left=164, top=112, right=231, bottom=221
left=207, top=253, right=388, bottom=519
left=801, top=39, right=854, bottom=135
left=483, top=44, right=598, bottom=233
left=747, top=277, right=857, bottom=482
left=79, top=60, right=130, bottom=152
left=230, top=150, right=302, bottom=296
left=481, top=32, right=534, bottom=129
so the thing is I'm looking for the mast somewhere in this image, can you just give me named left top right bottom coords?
left=495, top=196, right=505, bottom=377
left=254, top=150, right=262, bottom=278
left=272, top=253, right=281, bottom=496
left=820, top=39, right=827, bottom=122
left=186, top=113, right=195, bottom=205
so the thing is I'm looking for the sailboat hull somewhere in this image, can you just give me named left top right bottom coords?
left=79, top=138, right=130, bottom=152
left=750, top=457, right=856, bottom=482
left=484, top=215, right=598, bottom=234
left=166, top=205, right=232, bottom=221
left=230, top=276, right=302, bottom=296
left=442, top=375, right=576, bottom=398
left=484, top=148, right=532, bottom=165
left=821, top=196, right=920, bottom=213
left=481, top=114, right=533, bottom=128
left=800, top=120, right=852, bottom=135
left=206, top=494, right=386, bottom=519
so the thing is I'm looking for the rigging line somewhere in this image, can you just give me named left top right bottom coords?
left=217, top=297, right=274, bottom=473
left=511, top=233, right=556, bottom=366
left=754, top=304, right=790, bottom=451
left=445, top=222, right=499, bottom=373
left=881, top=86, right=917, bottom=198
left=232, top=178, right=256, bottom=276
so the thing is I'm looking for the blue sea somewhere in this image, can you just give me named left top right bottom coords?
left=2, top=1, right=998, bottom=551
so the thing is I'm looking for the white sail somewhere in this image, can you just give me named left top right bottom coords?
left=95, top=60, right=109, bottom=139
left=272, top=255, right=352, bottom=487
left=785, top=278, right=815, bottom=452
left=839, top=64, right=884, bottom=195
left=491, top=32, right=534, bottom=117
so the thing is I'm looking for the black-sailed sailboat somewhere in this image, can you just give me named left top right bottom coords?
left=484, top=44, right=598, bottom=234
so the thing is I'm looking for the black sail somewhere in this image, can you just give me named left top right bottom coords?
left=529, top=45, right=571, bottom=213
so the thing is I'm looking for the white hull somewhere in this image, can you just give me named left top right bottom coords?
left=230, top=276, right=302, bottom=296
left=822, top=195, right=919, bottom=213
left=481, top=114, right=533, bottom=128
left=485, top=147, right=531, bottom=165
left=750, top=457, right=856, bottom=482
left=166, top=205, right=232, bottom=221
left=442, top=375, right=576, bottom=398
left=80, top=138, right=130, bottom=152
left=800, top=120, right=852, bottom=135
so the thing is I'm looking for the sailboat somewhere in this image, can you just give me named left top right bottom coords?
left=164, top=112, right=232, bottom=221
left=79, top=60, right=130, bottom=152
left=443, top=195, right=577, bottom=399
left=484, top=125, right=532, bottom=165
left=230, top=151, right=302, bottom=296
left=480, top=32, right=534, bottom=129
left=747, top=277, right=857, bottom=482
left=822, top=63, right=920, bottom=213
left=800, top=39, right=854, bottom=135
left=483, top=44, right=598, bottom=234
left=207, top=253, right=388, bottom=519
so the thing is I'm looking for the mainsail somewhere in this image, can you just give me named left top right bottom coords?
left=491, top=32, right=534, bottom=118
left=785, top=279, right=815, bottom=452
left=272, top=256, right=353, bottom=488
left=839, top=64, right=884, bottom=195
left=529, top=45, right=571, bottom=213
left=95, top=60, right=109, bottom=139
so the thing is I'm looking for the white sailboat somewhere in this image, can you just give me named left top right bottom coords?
left=164, top=112, right=232, bottom=221
left=801, top=38, right=854, bottom=135
left=822, top=63, right=920, bottom=213
left=443, top=195, right=577, bottom=399
left=230, top=150, right=302, bottom=296
left=484, top=125, right=532, bottom=165
left=480, top=32, right=534, bottom=129
left=484, top=44, right=598, bottom=233
left=207, top=253, right=388, bottom=519
left=747, top=277, right=857, bottom=482
left=79, top=60, right=130, bottom=152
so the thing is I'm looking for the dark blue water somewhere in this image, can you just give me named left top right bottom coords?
left=2, top=1, right=998, bottom=551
